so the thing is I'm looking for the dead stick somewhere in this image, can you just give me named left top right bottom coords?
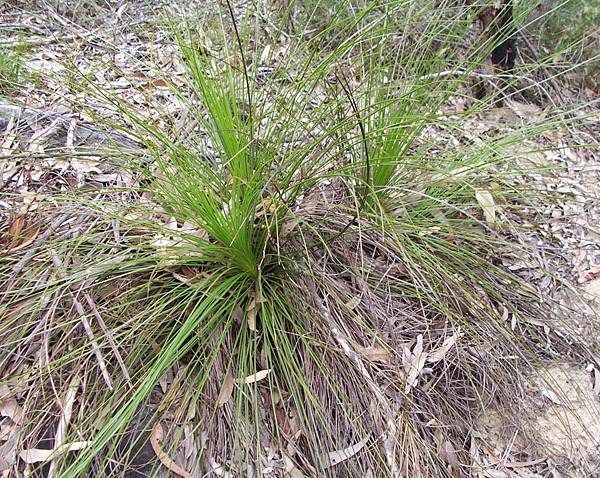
left=84, top=292, right=132, bottom=390
left=49, top=250, right=114, bottom=392
left=304, top=270, right=400, bottom=476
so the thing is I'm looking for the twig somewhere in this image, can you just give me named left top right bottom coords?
left=72, top=292, right=114, bottom=391
left=49, top=249, right=114, bottom=392
left=4, top=214, right=75, bottom=293
left=304, top=269, right=400, bottom=477
left=84, top=293, right=132, bottom=390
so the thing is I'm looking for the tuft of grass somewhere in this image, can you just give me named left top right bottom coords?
left=527, top=0, right=600, bottom=91
left=0, top=50, right=24, bottom=95
left=0, top=1, right=597, bottom=477
left=540, top=0, right=600, bottom=62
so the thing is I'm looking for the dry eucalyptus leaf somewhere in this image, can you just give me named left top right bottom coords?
left=217, top=369, right=234, bottom=407
left=541, top=389, right=567, bottom=407
left=246, top=297, right=257, bottom=331
left=475, top=190, right=496, bottom=223
left=279, top=219, right=299, bottom=239
left=345, top=296, right=361, bottom=310
left=0, top=397, right=24, bottom=425
left=150, top=422, right=192, bottom=478
left=403, top=334, right=427, bottom=393
left=427, top=332, right=459, bottom=364
left=19, top=442, right=91, bottom=464
left=322, top=435, right=370, bottom=468
left=282, top=454, right=305, bottom=478
left=236, top=369, right=271, bottom=384
left=360, top=345, right=393, bottom=363
left=438, top=440, right=464, bottom=477
left=578, top=263, right=600, bottom=284
left=0, top=456, right=12, bottom=471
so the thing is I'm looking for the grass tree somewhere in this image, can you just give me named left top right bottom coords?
left=0, top=0, right=597, bottom=477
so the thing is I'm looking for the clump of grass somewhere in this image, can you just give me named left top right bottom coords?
left=0, top=49, right=24, bottom=95
left=0, top=1, right=597, bottom=477
left=526, top=0, right=600, bottom=92
left=540, top=0, right=599, bottom=63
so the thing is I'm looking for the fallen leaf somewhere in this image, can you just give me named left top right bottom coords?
left=236, top=369, right=271, bottom=385
left=431, top=208, right=450, bottom=226
left=170, top=270, right=201, bottom=288
left=247, top=297, right=257, bottom=331
left=403, top=334, right=427, bottom=393
left=132, top=71, right=148, bottom=80
left=147, top=79, right=168, bottom=88
left=578, top=264, right=600, bottom=284
left=208, top=456, right=232, bottom=477
left=481, top=443, right=547, bottom=468
left=345, top=296, right=361, bottom=310
left=179, top=266, right=197, bottom=280
left=234, top=306, right=244, bottom=324
left=19, top=449, right=54, bottom=464
left=427, top=332, right=459, bottom=364
left=541, top=389, right=567, bottom=407
left=157, top=376, right=182, bottom=413
left=8, top=215, right=25, bottom=236
left=504, top=457, right=548, bottom=468
left=217, top=368, right=234, bottom=407
left=150, top=422, right=192, bottom=478
left=171, top=272, right=189, bottom=283
left=475, top=190, right=496, bottom=224
left=260, top=44, right=271, bottom=63
left=0, top=397, right=23, bottom=425
left=322, top=435, right=370, bottom=468
left=9, top=224, right=40, bottom=252
left=1, top=219, right=40, bottom=254
left=359, top=345, right=393, bottom=363
left=0, top=456, right=11, bottom=471
left=438, top=440, right=464, bottom=477
left=181, top=221, right=209, bottom=240
left=282, top=454, right=305, bottom=478
left=19, top=442, right=91, bottom=464
left=53, top=375, right=80, bottom=452
left=279, top=219, right=299, bottom=239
